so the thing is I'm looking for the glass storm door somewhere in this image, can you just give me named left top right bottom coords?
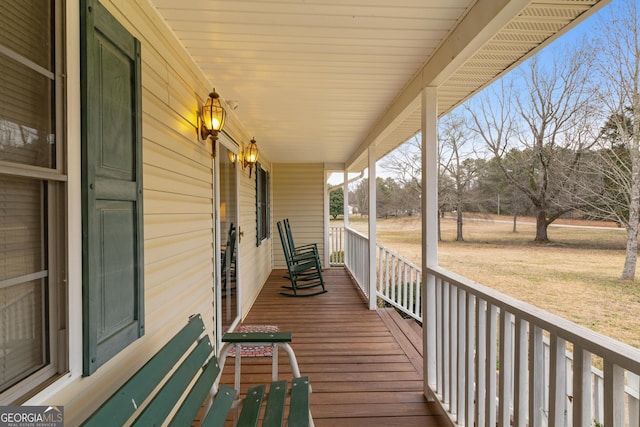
left=217, top=139, right=240, bottom=337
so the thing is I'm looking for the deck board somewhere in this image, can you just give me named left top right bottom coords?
left=221, top=268, right=450, bottom=426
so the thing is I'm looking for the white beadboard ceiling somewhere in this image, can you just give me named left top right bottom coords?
left=150, top=0, right=606, bottom=169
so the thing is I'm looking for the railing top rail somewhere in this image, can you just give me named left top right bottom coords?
left=344, top=226, right=368, bottom=240
left=428, top=265, right=640, bottom=374
left=376, top=244, right=421, bottom=271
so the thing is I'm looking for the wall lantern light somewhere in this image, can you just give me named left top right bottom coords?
left=228, top=150, right=237, bottom=164
left=199, top=88, right=226, bottom=155
left=242, top=138, right=259, bottom=177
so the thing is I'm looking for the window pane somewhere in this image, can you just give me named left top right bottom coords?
left=0, top=1, right=52, bottom=70
left=0, top=176, right=43, bottom=282
left=0, top=56, right=54, bottom=168
left=0, top=176, right=46, bottom=393
left=0, top=279, right=46, bottom=392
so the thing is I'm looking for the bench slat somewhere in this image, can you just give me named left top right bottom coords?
left=201, top=384, right=237, bottom=427
left=81, top=314, right=206, bottom=427
left=222, top=332, right=292, bottom=343
left=83, top=314, right=311, bottom=427
left=133, top=337, right=213, bottom=425
left=168, top=357, right=221, bottom=427
left=262, top=380, right=287, bottom=427
left=288, top=376, right=310, bottom=427
left=237, top=384, right=265, bottom=427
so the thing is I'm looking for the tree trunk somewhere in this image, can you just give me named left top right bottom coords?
left=621, top=92, right=640, bottom=281
left=512, top=214, right=518, bottom=233
left=621, top=223, right=638, bottom=281
left=621, top=157, right=640, bottom=280
left=456, top=209, right=464, bottom=241
left=534, top=210, right=549, bottom=242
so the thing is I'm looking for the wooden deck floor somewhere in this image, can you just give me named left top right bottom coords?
left=219, top=268, right=450, bottom=426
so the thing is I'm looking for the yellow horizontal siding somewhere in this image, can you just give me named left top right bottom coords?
left=144, top=190, right=213, bottom=215
left=272, top=163, right=325, bottom=268
left=55, top=0, right=237, bottom=424
left=237, top=158, right=274, bottom=318
left=144, top=213, right=212, bottom=240
left=143, top=138, right=211, bottom=181
left=142, top=90, right=206, bottom=152
left=145, top=164, right=212, bottom=198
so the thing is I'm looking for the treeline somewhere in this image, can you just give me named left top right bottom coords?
left=348, top=177, right=420, bottom=219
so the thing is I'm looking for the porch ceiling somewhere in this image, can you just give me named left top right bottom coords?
left=150, top=0, right=606, bottom=169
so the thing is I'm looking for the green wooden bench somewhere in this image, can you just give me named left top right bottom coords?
left=81, top=314, right=311, bottom=426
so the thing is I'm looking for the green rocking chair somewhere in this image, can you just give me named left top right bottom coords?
left=277, top=221, right=327, bottom=297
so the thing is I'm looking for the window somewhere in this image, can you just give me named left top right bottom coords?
left=0, top=1, right=66, bottom=403
left=256, top=164, right=270, bottom=245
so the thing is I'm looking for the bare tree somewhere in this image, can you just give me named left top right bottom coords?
left=475, top=155, right=534, bottom=231
left=439, top=113, right=478, bottom=241
left=382, top=135, right=445, bottom=239
left=467, top=47, right=595, bottom=242
left=380, top=135, right=421, bottom=199
left=349, top=178, right=369, bottom=217
left=581, top=0, right=640, bottom=281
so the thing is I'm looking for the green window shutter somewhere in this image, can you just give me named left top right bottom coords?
left=256, top=163, right=262, bottom=246
left=255, top=164, right=270, bottom=246
left=265, top=170, right=271, bottom=239
left=81, top=0, right=144, bottom=375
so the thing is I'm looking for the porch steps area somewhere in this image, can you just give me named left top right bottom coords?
left=219, top=268, right=449, bottom=426
left=377, top=308, right=424, bottom=379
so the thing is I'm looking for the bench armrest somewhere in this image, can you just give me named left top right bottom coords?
left=222, top=331, right=292, bottom=343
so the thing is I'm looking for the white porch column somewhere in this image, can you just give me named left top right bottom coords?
left=422, top=86, right=438, bottom=397
left=324, top=171, right=330, bottom=268
left=343, top=169, right=349, bottom=228
left=368, top=145, right=377, bottom=310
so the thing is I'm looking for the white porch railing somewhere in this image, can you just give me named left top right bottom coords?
left=427, top=266, right=640, bottom=427
left=377, top=244, right=423, bottom=322
left=337, top=226, right=424, bottom=321
left=344, top=226, right=369, bottom=297
left=328, top=226, right=345, bottom=266
left=338, top=225, right=640, bottom=426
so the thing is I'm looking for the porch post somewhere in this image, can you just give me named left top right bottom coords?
left=343, top=169, right=349, bottom=228
left=422, top=86, right=438, bottom=397
left=343, top=169, right=349, bottom=271
left=368, top=145, right=377, bottom=310
left=324, top=170, right=330, bottom=268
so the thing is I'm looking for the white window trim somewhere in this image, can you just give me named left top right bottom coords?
left=24, top=1, right=83, bottom=405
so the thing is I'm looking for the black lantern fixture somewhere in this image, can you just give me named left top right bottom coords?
left=199, top=89, right=226, bottom=155
left=242, top=138, right=259, bottom=177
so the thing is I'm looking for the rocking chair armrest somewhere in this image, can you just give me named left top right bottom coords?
left=294, top=243, right=317, bottom=251
left=290, top=251, right=319, bottom=263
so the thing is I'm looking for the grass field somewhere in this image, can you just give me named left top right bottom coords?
left=343, top=214, right=640, bottom=349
